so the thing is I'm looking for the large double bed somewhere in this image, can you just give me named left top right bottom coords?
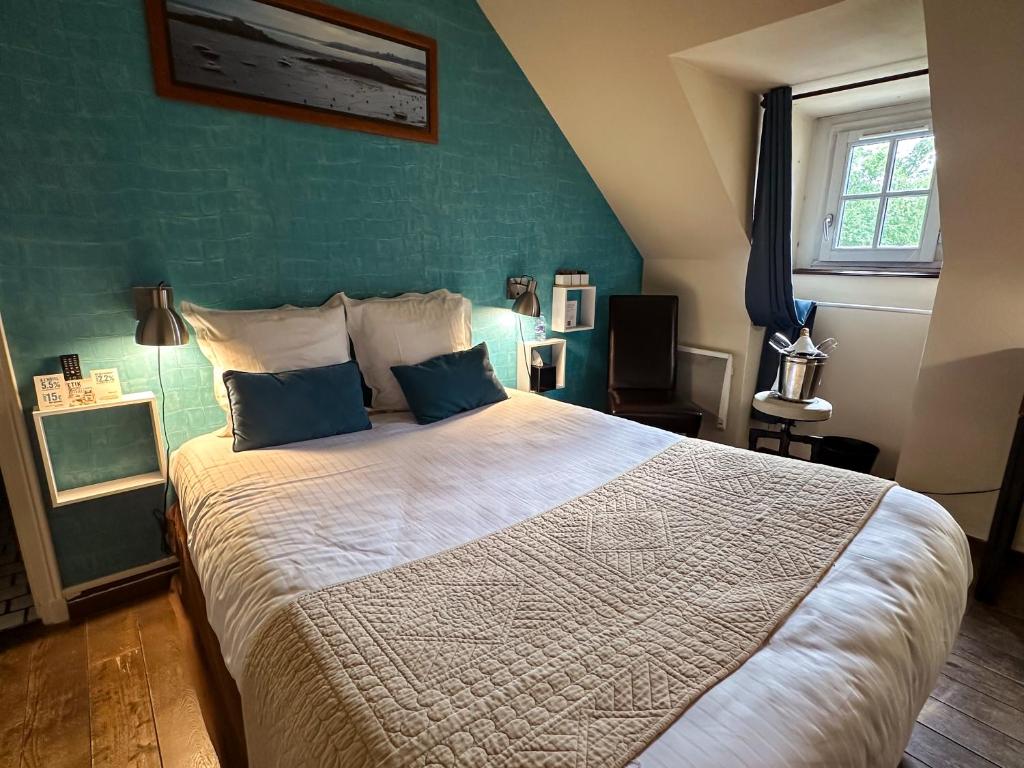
left=169, top=389, right=971, bottom=768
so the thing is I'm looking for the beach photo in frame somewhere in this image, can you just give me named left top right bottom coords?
left=145, top=0, right=438, bottom=143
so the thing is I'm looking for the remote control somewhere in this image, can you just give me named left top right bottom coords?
left=60, top=354, right=83, bottom=381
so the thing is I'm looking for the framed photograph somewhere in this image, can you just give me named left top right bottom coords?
left=145, top=0, right=438, bottom=143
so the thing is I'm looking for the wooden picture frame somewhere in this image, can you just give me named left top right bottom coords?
left=144, top=0, right=438, bottom=143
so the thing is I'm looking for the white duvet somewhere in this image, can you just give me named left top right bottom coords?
left=171, top=391, right=971, bottom=768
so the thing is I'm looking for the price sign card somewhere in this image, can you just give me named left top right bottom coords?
left=90, top=368, right=123, bottom=402
left=65, top=377, right=97, bottom=407
left=34, top=374, right=68, bottom=411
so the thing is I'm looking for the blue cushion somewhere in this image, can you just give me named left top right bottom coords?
left=223, top=362, right=371, bottom=452
left=391, top=342, right=508, bottom=425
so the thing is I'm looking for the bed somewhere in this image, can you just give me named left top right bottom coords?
left=169, top=389, right=971, bottom=768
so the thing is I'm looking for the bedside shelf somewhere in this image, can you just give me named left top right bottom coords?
left=551, top=285, right=596, bottom=333
left=51, top=472, right=166, bottom=507
left=516, top=338, right=566, bottom=392
left=32, top=391, right=166, bottom=508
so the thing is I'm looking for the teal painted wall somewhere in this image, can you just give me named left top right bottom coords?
left=0, top=0, right=641, bottom=586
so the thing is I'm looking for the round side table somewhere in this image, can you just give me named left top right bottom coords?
left=749, top=390, right=832, bottom=457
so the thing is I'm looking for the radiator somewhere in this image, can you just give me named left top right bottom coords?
left=676, top=345, right=734, bottom=431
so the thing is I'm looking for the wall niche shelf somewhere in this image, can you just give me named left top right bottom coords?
left=516, top=338, right=566, bottom=393
left=32, top=391, right=166, bottom=508
left=551, top=285, right=596, bottom=333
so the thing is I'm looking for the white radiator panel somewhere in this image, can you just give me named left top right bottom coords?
left=676, top=346, right=733, bottom=431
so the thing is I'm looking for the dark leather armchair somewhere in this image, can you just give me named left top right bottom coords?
left=608, top=295, right=703, bottom=437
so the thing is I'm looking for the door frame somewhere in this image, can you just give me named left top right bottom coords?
left=0, top=312, right=67, bottom=623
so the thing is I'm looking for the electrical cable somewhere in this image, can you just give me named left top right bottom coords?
left=151, top=344, right=172, bottom=554
left=517, top=316, right=533, bottom=391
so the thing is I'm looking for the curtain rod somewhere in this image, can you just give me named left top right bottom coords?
left=793, top=68, right=929, bottom=101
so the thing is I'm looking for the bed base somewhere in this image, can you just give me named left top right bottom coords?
left=167, top=503, right=249, bottom=767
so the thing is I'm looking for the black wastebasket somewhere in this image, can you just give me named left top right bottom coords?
left=813, top=436, right=880, bottom=474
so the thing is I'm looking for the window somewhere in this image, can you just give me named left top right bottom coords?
left=803, top=106, right=941, bottom=271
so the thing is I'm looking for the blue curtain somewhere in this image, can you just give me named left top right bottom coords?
left=745, top=86, right=815, bottom=396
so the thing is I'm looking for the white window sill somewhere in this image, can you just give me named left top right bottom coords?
left=794, top=267, right=940, bottom=278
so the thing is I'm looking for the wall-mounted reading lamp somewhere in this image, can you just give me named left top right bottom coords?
left=133, top=283, right=189, bottom=347
left=507, top=276, right=542, bottom=386
left=506, top=275, right=541, bottom=318
left=132, top=282, right=187, bottom=538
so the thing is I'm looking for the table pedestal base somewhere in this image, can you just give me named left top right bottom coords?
left=748, top=421, right=822, bottom=458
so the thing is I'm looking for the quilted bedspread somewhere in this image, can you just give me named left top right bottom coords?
left=242, top=438, right=894, bottom=768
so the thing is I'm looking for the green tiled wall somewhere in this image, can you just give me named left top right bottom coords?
left=45, top=404, right=160, bottom=491
left=0, top=0, right=641, bottom=585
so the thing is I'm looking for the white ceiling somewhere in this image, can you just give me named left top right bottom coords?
left=676, top=0, right=928, bottom=93
left=794, top=67, right=930, bottom=117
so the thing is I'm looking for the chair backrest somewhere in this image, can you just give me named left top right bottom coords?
left=608, top=295, right=678, bottom=390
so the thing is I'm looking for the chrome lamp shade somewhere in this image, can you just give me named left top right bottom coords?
left=508, top=276, right=541, bottom=318
left=135, top=284, right=189, bottom=347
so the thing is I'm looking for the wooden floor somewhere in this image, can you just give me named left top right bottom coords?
left=0, top=590, right=217, bottom=768
left=902, top=560, right=1024, bottom=768
left=0, top=577, right=1022, bottom=767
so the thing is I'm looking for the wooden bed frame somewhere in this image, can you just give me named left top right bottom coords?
left=167, top=502, right=249, bottom=767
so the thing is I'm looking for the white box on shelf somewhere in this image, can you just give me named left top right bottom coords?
left=554, top=272, right=589, bottom=287
left=516, top=338, right=566, bottom=392
left=551, top=285, right=596, bottom=332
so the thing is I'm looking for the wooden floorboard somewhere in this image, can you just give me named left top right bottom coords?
left=943, top=652, right=1024, bottom=712
left=0, top=629, right=35, bottom=768
left=899, top=754, right=932, bottom=768
left=905, top=722, right=999, bottom=768
left=20, top=622, right=91, bottom=768
left=136, top=593, right=218, bottom=768
left=86, top=602, right=161, bottom=767
left=917, top=698, right=1024, bottom=767
left=954, top=634, right=1024, bottom=686
left=960, top=606, right=1024, bottom=660
left=929, top=675, right=1024, bottom=743
left=88, top=648, right=161, bottom=768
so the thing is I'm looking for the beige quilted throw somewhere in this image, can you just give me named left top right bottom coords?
left=243, top=440, right=894, bottom=767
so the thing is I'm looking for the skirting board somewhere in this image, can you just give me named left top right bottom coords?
left=64, top=557, right=178, bottom=620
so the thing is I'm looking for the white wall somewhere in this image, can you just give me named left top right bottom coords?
left=802, top=306, right=931, bottom=477
left=898, top=0, right=1024, bottom=550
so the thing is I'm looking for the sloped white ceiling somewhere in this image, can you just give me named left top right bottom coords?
left=477, top=0, right=838, bottom=265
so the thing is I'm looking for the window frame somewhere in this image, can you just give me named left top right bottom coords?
left=798, top=103, right=942, bottom=273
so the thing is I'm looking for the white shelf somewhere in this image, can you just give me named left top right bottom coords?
left=32, top=389, right=155, bottom=417
left=53, top=472, right=166, bottom=507
left=32, top=391, right=167, bottom=508
left=516, top=338, right=566, bottom=392
left=551, top=285, right=596, bottom=333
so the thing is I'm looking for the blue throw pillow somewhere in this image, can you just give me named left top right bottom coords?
left=223, top=362, right=371, bottom=452
left=391, top=342, right=508, bottom=425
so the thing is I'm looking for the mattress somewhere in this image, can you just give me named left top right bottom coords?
left=171, top=390, right=971, bottom=767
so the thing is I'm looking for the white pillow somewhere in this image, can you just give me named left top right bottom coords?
left=181, top=294, right=350, bottom=432
left=343, top=290, right=472, bottom=411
